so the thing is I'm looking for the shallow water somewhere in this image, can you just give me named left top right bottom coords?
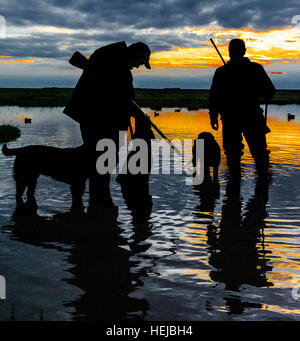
left=0, top=105, right=300, bottom=321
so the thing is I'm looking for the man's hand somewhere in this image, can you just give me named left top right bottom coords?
left=210, top=115, right=219, bottom=130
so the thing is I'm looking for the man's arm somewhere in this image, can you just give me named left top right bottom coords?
left=258, top=64, right=276, bottom=100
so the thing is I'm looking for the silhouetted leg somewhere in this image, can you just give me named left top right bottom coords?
left=90, top=132, right=120, bottom=208
left=255, top=173, right=270, bottom=203
left=203, top=165, right=210, bottom=182
left=80, top=123, right=91, bottom=145
left=222, top=121, right=243, bottom=178
left=16, top=181, right=26, bottom=209
left=80, top=123, right=114, bottom=209
left=70, top=180, right=85, bottom=211
left=120, top=174, right=152, bottom=223
left=191, top=156, right=197, bottom=179
left=225, top=172, right=241, bottom=197
left=89, top=173, right=113, bottom=208
left=213, top=165, right=219, bottom=183
left=26, top=176, right=38, bottom=211
left=243, top=127, right=269, bottom=177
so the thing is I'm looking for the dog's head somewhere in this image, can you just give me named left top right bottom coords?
left=197, top=132, right=216, bottom=142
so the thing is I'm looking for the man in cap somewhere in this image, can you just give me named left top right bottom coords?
left=64, top=41, right=152, bottom=209
left=209, top=38, right=275, bottom=178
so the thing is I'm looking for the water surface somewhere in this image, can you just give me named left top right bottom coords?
left=0, top=105, right=300, bottom=321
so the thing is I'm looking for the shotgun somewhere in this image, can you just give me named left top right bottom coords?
left=209, top=38, right=271, bottom=134
left=67, top=51, right=182, bottom=156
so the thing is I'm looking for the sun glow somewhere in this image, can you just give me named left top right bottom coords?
left=150, top=27, right=300, bottom=69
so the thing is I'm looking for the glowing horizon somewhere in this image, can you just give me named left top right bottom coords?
left=149, top=27, right=300, bottom=69
left=1, top=26, right=300, bottom=75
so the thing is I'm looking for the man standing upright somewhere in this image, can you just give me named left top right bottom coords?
left=209, top=38, right=275, bottom=178
left=64, top=41, right=152, bottom=208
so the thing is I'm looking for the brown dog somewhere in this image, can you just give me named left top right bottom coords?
left=2, top=144, right=89, bottom=213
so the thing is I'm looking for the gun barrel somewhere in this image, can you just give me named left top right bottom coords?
left=210, top=38, right=226, bottom=65
left=131, top=100, right=182, bottom=156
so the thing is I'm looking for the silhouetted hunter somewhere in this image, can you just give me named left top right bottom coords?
left=64, top=41, right=152, bottom=208
left=209, top=38, right=275, bottom=177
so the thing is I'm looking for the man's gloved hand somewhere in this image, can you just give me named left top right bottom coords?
left=210, top=113, right=219, bottom=131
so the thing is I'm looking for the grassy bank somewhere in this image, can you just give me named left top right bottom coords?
left=0, top=88, right=300, bottom=108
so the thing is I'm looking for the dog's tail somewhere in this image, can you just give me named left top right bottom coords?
left=2, top=144, right=22, bottom=156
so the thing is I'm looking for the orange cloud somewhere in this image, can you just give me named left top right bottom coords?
left=0, top=59, right=38, bottom=63
left=149, top=27, right=300, bottom=69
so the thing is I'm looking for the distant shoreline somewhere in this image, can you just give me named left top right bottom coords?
left=0, top=88, right=300, bottom=108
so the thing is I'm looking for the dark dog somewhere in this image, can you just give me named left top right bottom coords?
left=192, top=132, right=221, bottom=181
left=2, top=144, right=89, bottom=212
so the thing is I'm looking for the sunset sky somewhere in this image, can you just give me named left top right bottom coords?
left=0, top=0, right=299, bottom=88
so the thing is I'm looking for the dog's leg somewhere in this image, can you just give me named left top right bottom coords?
left=213, top=165, right=219, bottom=182
left=26, top=176, right=38, bottom=211
left=70, top=181, right=85, bottom=211
left=203, top=165, right=210, bottom=182
left=16, top=181, right=26, bottom=209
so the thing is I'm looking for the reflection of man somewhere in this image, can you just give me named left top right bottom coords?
left=64, top=41, right=151, bottom=208
left=208, top=177, right=273, bottom=314
left=209, top=38, right=275, bottom=177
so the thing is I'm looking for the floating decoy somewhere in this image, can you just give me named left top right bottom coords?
left=24, top=118, right=32, bottom=124
left=287, top=113, right=295, bottom=121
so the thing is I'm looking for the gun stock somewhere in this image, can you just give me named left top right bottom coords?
left=69, top=51, right=89, bottom=70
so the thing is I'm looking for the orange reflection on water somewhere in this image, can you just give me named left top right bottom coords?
left=148, top=109, right=300, bottom=169
left=262, top=304, right=300, bottom=316
left=146, top=108, right=300, bottom=303
left=14, top=113, right=32, bottom=123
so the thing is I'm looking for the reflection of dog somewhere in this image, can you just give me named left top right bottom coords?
left=2, top=144, right=89, bottom=212
left=192, top=132, right=221, bottom=181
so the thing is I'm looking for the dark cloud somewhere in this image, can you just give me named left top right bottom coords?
left=0, top=0, right=298, bottom=59
left=1, top=0, right=298, bottom=31
left=0, top=25, right=204, bottom=60
left=0, top=0, right=298, bottom=88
